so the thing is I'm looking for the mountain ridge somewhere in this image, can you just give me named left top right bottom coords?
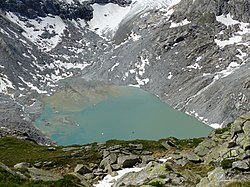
left=0, top=0, right=250, bottom=142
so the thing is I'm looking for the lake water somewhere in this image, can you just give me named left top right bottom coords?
left=34, top=85, right=212, bottom=145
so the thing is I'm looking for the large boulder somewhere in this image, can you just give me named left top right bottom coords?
left=243, top=121, right=250, bottom=134
left=196, top=167, right=226, bottom=187
left=232, top=160, right=250, bottom=171
left=74, top=164, right=92, bottom=175
left=117, top=155, right=141, bottom=168
left=100, top=153, right=117, bottom=169
left=186, top=152, right=203, bottom=163
left=14, top=162, right=31, bottom=169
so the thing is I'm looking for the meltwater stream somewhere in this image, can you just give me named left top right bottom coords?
left=35, top=85, right=212, bottom=145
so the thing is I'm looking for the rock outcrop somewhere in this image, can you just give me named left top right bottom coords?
left=0, top=0, right=93, bottom=20
left=111, top=112, right=250, bottom=186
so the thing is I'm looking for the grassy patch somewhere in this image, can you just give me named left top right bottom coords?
left=0, top=137, right=101, bottom=171
left=220, top=158, right=237, bottom=169
left=226, top=180, right=250, bottom=187
left=0, top=168, right=81, bottom=187
left=171, top=137, right=205, bottom=149
left=105, top=139, right=166, bottom=153
left=176, top=163, right=214, bottom=178
left=148, top=178, right=165, bottom=187
left=215, top=123, right=232, bottom=135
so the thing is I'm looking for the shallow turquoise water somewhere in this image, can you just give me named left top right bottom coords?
left=35, top=87, right=212, bottom=145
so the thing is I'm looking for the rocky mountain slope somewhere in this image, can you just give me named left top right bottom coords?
left=0, top=112, right=250, bottom=186
left=0, top=0, right=250, bottom=141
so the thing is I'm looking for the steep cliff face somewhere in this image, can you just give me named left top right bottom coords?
left=0, top=0, right=250, bottom=142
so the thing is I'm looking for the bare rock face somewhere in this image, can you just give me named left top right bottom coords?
left=1, top=0, right=250, bottom=143
left=0, top=0, right=93, bottom=20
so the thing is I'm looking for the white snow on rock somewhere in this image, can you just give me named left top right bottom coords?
left=110, top=62, right=120, bottom=72
left=215, top=36, right=242, bottom=48
left=138, top=56, right=149, bottom=76
left=213, top=62, right=240, bottom=80
left=130, top=31, right=141, bottom=41
left=168, top=72, right=173, bottom=79
left=94, top=167, right=143, bottom=187
left=236, top=49, right=247, bottom=60
left=89, top=0, right=181, bottom=38
left=196, top=56, right=202, bottom=61
left=215, top=14, right=250, bottom=48
left=6, top=12, right=66, bottom=51
left=187, top=63, right=202, bottom=70
left=18, top=76, right=47, bottom=94
left=216, top=14, right=240, bottom=26
left=0, top=74, right=15, bottom=94
left=88, top=3, right=130, bottom=38
left=170, top=18, right=191, bottom=28
left=210, top=123, right=222, bottom=129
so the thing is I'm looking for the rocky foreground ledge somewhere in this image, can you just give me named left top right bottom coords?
left=1, top=112, right=250, bottom=186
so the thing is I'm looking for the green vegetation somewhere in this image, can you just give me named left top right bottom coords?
left=165, top=163, right=173, bottom=171
left=215, top=123, right=232, bottom=134
left=172, top=137, right=205, bottom=149
left=226, top=180, right=250, bottom=187
left=105, top=139, right=166, bottom=153
left=148, top=178, right=165, bottom=187
left=0, top=168, right=81, bottom=187
left=220, top=158, right=237, bottom=169
left=176, top=163, right=214, bottom=178
left=0, top=137, right=101, bottom=170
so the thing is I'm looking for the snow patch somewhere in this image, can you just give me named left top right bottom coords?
left=90, top=0, right=181, bottom=38
left=88, top=3, right=130, bottom=38
left=216, top=14, right=240, bottom=26
left=94, top=167, right=143, bottom=187
left=130, top=31, right=141, bottom=41
left=196, top=56, right=202, bottom=61
left=168, top=72, right=173, bottom=79
left=236, top=49, right=247, bottom=60
left=0, top=74, right=15, bottom=94
left=213, top=62, right=240, bottom=80
left=110, top=62, right=120, bottom=71
left=18, top=76, right=47, bottom=94
left=187, top=63, right=202, bottom=70
left=210, top=123, right=222, bottom=129
left=6, top=12, right=66, bottom=51
left=170, top=19, right=190, bottom=28
left=215, top=36, right=242, bottom=48
left=215, top=14, right=250, bottom=48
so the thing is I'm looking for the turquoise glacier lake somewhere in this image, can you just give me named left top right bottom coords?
left=34, top=86, right=212, bottom=145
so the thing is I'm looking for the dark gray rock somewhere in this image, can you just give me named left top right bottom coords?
left=74, top=164, right=92, bottom=175
left=161, top=141, right=179, bottom=150
left=0, top=0, right=94, bottom=21
left=117, top=155, right=141, bottom=168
